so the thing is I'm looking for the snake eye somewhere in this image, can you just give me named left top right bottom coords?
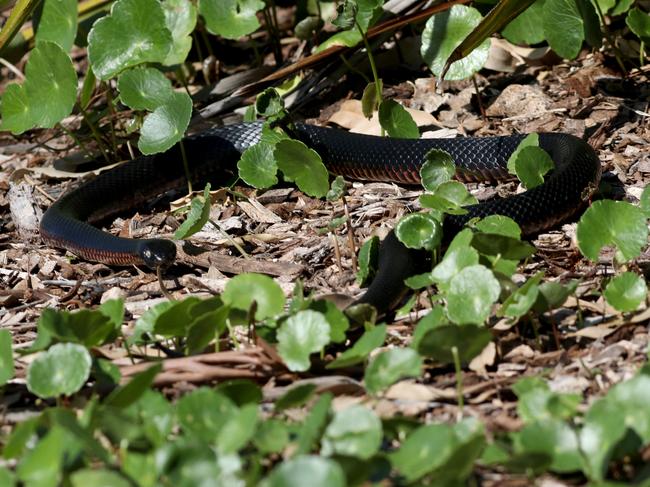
left=139, top=239, right=177, bottom=269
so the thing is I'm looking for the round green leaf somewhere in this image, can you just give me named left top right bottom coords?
left=34, top=0, right=78, bottom=52
left=356, top=235, right=380, bottom=286
left=25, top=40, right=76, bottom=129
left=627, top=7, right=650, bottom=42
left=275, top=139, right=329, bottom=198
left=474, top=215, right=522, bottom=239
left=118, top=67, right=173, bottom=111
left=640, top=185, right=650, bottom=218
left=499, top=272, right=544, bottom=319
left=420, top=5, right=489, bottom=80
left=0, top=330, right=14, bottom=386
left=263, top=455, right=345, bottom=487
left=501, top=0, right=547, bottom=45
left=176, top=388, right=236, bottom=441
left=603, top=272, right=647, bottom=312
left=542, top=0, right=586, bottom=59
left=577, top=200, right=648, bottom=263
left=0, top=84, right=31, bottom=136
left=199, top=0, right=265, bottom=40
left=378, top=99, right=419, bottom=139
left=395, top=213, right=442, bottom=251
left=431, top=243, right=479, bottom=290
left=322, top=405, right=383, bottom=459
left=507, top=133, right=540, bottom=174
left=389, top=423, right=455, bottom=482
left=174, top=184, right=212, bottom=240
left=514, top=419, right=582, bottom=473
left=162, top=0, right=197, bottom=65
left=327, top=324, right=386, bottom=369
left=446, top=265, right=500, bottom=325
left=222, top=273, right=285, bottom=320
left=254, top=419, right=290, bottom=454
left=70, top=469, right=130, bottom=487
left=512, top=146, right=555, bottom=189
left=138, top=91, right=192, bottom=154
left=421, top=181, right=477, bottom=213
left=238, top=142, right=279, bottom=189
left=364, top=348, right=422, bottom=395
left=277, top=310, right=330, bottom=372
left=27, top=343, right=91, bottom=398
left=416, top=323, right=492, bottom=365
left=420, top=149, right=456, bottom=192
left=88, top=0, right=172, bottom=80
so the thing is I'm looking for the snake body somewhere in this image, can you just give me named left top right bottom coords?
left=40, top=123, right=601, bottom=311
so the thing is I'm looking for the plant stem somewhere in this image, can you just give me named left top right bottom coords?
left=451, top=346, right=464, bottom=418
left=102, top=82, right=119, bottom=154
left=57, top=123, right=97, bottom=165
left=79, top=105, right=111, bottom=164
left=592, top=1, right=627, bottom=74
left=209, top=219, right=249, bottom=258
left=356, top=20, right=384, bottom=136
left=179, top=139, right=192, bottom=194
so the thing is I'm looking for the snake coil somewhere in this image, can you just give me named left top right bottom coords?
left=40, top=122, right=601, bottom=312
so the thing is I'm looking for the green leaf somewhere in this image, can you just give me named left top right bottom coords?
left=446, top=265, right=500, bottom=325
left=640, top=185, right=650, bottom=218
left=420, top=181, right=477, bottom=213
left=420, top=149, right=456, bottom=192
left=0, top=467, right=14, bottom=487
left=256, top=88, right=285, bottom=118
left=389, top=423, right=456, bottom=482
left=35, top=0, right=78, bottom=52
left=174, top=184, right=212, bottom=239
left=151, top=296, right=201, bottom=336
left=88, top=0, right=172, bottom=80
left=177, top=388, right=236, bottom=441
left=277, top=310, right=330, bottom=372
left=238, top=142, right=279, bottom=189
left=118, top=67, right=174, bottom=111
left=217, top=403, right=258, bottom=454
left=186, top=305, right=229, bottom=354
left=395, top=213, right=442, bottom=251
left=513, top=377, right=580, bottom=422
left=356, top=236, right=379, bottom=286
left=506, top=133, right=539, bottom=174
left=254, top=419, right=290, bottom=454
left=215, top=379, right=262, bottom=406
left=16, top=426, right=65, bottom=487
left=275, top=384, right=317, bottom=411
left=332, top=0, right=357, bottom=30
left=263, top=455, right=345, bottom=487
left=326, top=175, right=346, bottom=201
left=1, top=40, right=76, bottom=133
left=321, top=405, right=382, bottom=459
left=512, top=146, right=555, bottom=189
left=3, top=417, right=39, bottom=460
left=378, top=99, right=419, bottom=139
left=222, top=273, right=285, bottom=320
left=514, top=419, right=582, bottom=473
left=27, top=343, right=91, bottom=398
left=411, top=306, right=445, bottom=351
left=502, top=0, right=547, bottom=45
left=104, top=363, right=162, bottom=408
left=275, top=139, right=329, bottom=198
left=310, top=300, right=349, bottom=343
left=138, top=91, right=192, bottom=154
left=532, top=280, right=578, bottom=312
left=162, top=0, right=197, bottom=65
left=327, top=324, right=386, bottom=369
left=542, top=0, right=593, bottom=59
left=364, top=348, right=422, bottom=395
left=70, top=469, right=130, bottom=487
left=294, top=393, right=332, bottom=454
left=499, top=272, right=544, bottom=319
left=627, top=7, right=650, bottom=42
left=603, top=272, right=647, bottom=312
left=295, top=15, right=322, bottom=40
left=474, top=215, right=522, bottom=239
left=431, top=230, right=478, bottom=291
left=199, top=0, right=264, bottom=40
left=577, top=200, right=648, bottom=263
left=471, top=233, right=536, bottom=261
left=36, top=307, right=117, bottom=347
left=420, top=5, right=490, bottom=80
left=416, top=323, right=492, bottom=365
left=0, top=329, right=15, bottom=385
left=361, top=81, right=381, bottom=118
left=0, top=84, right=32, bottom=134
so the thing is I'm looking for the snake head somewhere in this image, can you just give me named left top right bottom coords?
left=139, top=239, right=177, bottom=269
